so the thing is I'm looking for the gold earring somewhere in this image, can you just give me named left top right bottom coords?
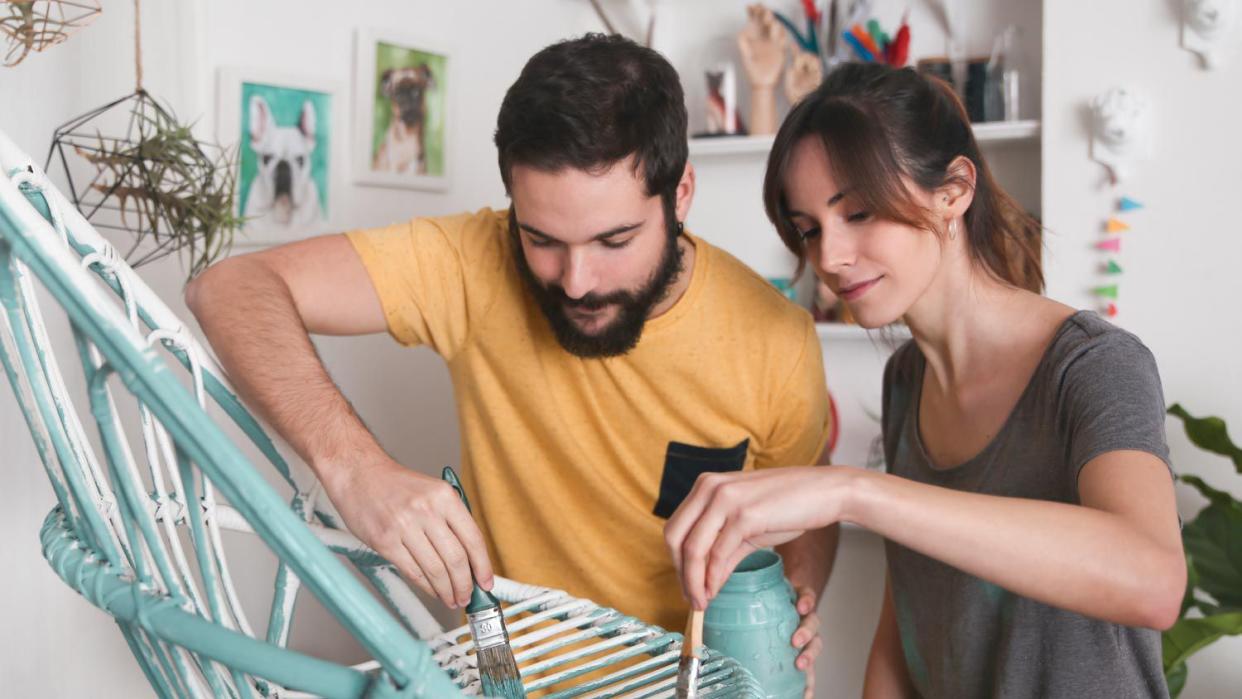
left=948, top=219, right=958, bottom=241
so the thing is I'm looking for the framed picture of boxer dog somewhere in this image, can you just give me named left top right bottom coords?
left=353, top=29, right=450, bottom=191
left=216, top=68, right=344, bottom=243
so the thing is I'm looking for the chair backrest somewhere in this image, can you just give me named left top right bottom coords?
left=0, top=126, right=462, bottom=698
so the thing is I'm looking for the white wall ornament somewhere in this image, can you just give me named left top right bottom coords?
left=1089, top=87, right=1153, bottom=185
left=1182, top=0, right=1239, bottom=68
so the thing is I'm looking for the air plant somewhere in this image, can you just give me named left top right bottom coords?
left=44, top=0, right=242, bottom=280
left=0, top=0, right=100, bottom=67
left=49, top=91, right=244, bottom=278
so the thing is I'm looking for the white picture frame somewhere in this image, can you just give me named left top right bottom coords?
left=351, top=28, right=452, bottom=191
left=215, top=67, right=345, bottom=246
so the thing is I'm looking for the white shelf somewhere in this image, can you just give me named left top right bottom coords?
left=688, top=134, right=777, bottom=157
left=690, top=120, right=1040, bottom=158
left=971, top=119, right=1041, bottom=142
left=815, top=322, right=911, bottom=342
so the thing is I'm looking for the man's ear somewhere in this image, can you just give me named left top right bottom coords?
left=673, top=163, right=696, bottom=225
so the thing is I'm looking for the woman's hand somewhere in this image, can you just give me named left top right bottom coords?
left=664, top=466, right=857, bottom=609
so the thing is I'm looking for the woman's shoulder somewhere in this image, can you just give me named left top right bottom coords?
left=1050, top=310, right=1155, bottom=368
left=1040, top=311, right=1163, bottom=410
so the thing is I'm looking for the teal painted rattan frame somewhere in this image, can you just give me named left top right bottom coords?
left=0, top=126, right=761, bottom=699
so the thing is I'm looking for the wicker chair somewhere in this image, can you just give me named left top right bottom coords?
left=0, top=126, right=761, bottom=699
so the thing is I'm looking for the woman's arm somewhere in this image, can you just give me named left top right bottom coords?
left=863, top=577, right=916, bottom=699
left=666, top=451, right=1184, bottom=629
left=849, top=449, right=1184, bottom=629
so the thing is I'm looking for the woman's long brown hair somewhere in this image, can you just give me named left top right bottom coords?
left=763, top=62, right=1043, bottom=293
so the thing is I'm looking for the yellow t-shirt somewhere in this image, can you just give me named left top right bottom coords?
left=347, top=208, right=831, bottom=632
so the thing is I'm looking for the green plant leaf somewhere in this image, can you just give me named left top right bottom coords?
left=1168, top=404, right=1242, bottom=474
left=1183, top=501, right=1242, bottom=610
left=1162, top=612, right=1242, bottom=672
left=1165, top=660, right=1187, bottom=699
left=1166, top=405, right=1242, bottom=687
left=1194, top=598, right=1224, bottom=617
left=1179, top=474, right=1242, bottom=511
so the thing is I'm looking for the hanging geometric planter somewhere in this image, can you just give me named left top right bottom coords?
left=1, top=0, right=101, bottom=67
left=42, top=0, right=242, bottom=278
left=46, top=91, right=244, bottom=276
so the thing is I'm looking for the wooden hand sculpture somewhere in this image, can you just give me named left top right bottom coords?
left=737, top=4, right=787, bottom=135
left=784, top=49, right=823, bottom=105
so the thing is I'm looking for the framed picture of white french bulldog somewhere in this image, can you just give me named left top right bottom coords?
left=216, top=68, right=344, bottom=243
left=352, top=28, right=450, bottom=191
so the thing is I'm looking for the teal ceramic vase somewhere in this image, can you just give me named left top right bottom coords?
left=703, top=549, right=806, bottom=699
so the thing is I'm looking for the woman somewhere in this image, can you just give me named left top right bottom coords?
left=665, top=63, right=1184, bottom=698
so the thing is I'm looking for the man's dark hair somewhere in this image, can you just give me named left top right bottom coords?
left=494, top=33, right=688, bottom=207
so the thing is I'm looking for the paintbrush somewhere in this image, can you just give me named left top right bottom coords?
left=675, top=608, right=704, bottom=698
left=442, top=467, right=525, bottom=699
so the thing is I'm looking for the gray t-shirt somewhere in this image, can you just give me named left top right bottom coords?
left=880, top=311, right=1173, bottom=699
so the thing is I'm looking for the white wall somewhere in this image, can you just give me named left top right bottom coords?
left=1042, top=1, right=1242, bottom=695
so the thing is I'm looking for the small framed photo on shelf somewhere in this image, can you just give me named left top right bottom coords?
left=216, top=68, right=344, bottom=244
left=352, top=28, right=451, bottom=191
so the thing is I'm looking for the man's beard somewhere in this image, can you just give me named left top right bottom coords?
left=511, top=204, right=685, bottom=358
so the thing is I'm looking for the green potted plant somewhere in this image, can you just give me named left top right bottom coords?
left=1162, top=404, right=1242, bottom=697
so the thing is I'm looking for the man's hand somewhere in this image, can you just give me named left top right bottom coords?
left=322, top=458, right=494, bottom=609
left=791, top=585, right=823, bottom=699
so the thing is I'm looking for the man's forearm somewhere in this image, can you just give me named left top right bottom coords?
left=777, top=524, right=839, bottom=596
left=188, top=249, right=496, bottom=608
left=186, top=256, right=384, bottom=487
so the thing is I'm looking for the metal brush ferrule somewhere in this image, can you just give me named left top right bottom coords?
left=468, top=605, right=509, bottom=650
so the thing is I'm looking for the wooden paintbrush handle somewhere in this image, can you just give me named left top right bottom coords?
left=684, top=609, right=704, bottom=653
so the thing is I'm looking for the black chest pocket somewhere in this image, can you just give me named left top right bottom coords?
left=652, top=439, right=750, bottom=519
